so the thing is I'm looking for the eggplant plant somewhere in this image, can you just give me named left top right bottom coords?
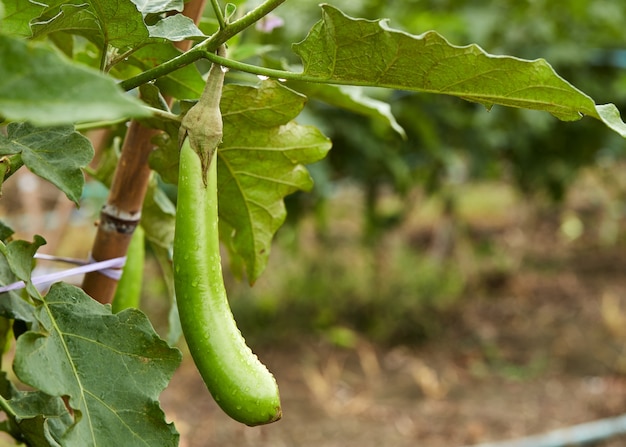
left=0, top=0, right=625, bottom=445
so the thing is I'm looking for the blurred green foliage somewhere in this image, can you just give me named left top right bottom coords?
left=213, top=0, right=626, bottom=346
left=253, top=0, right=626, bottom=211
left=101, top=1, right=619, bottom=349
left=228, top=220, right=466, bottom=346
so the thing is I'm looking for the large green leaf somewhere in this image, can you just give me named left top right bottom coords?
left=29, top=1, right=200, bottom=48
left=86, top=0, right=148, bottom=49
left=0, top=238, right=181, bottom=446
left=0, top=35, right=148, bottom=125
left=0, top=235, right=46, bottom=282
left=30, top=3, right=100, bottom=40
left=147, top=14, right=204, bottom=42
left=0, top=123, right=94, bottom=204
left=0, top=372, right=74, bottom=447
left=0, top=0, right=46, bottom=36
left=150, top=81, right=331, bottom=282
left=293, top=5, right=626, bottom=137
left=218, top=80, right=331, bottom=282
left=13, top=283, right=181, bottom=446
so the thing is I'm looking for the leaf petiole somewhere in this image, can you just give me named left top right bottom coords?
left=0, top=394, right=17, bottom=420
left=74, top=107, right=180, bottom=132
left=200, top=50, right=333, bottom=85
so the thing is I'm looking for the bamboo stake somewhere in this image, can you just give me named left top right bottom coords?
left=82, top=0, right=207, bottom=303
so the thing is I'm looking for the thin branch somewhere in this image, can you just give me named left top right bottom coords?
left=75, top=118, right=129, bottom=132
left=146, top=107, right=181, bottom=123
left=99, top=44, right=109, bottom=72
left=75, top=108, right=180, bottom=132
left=201, top=50, right=359, bottom=86
left=210, top=0, right=227, bottom=30
left=119, top=0, right=288, bottom=91
left=201, top=50, right=306, bottom=80
left=119, top=47, right=210, bottom=91
left=106, top=43, right=151, bottom=72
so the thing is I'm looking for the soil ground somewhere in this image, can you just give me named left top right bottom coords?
left=161, top=217, right=626, bottom=447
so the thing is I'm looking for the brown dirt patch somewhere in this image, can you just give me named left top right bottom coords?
left=161, top=237, right=626, bottom=447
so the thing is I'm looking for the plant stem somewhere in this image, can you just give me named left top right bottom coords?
left=210, top=0, right=227, bottom=30
left=119, top=47, right=209, bottom=91
left=75, top=118, right=129, bottom=132
left=200, top=50, right=416, bottom=88
left=146, top=107, right=181, bottom=123
left=119, top=0, right=287, bottom=91
left=201, top=50, right=304, bottom=80
left=99, top=44, right=109, bottom=72
left=75, top=108, right=180, bottom=132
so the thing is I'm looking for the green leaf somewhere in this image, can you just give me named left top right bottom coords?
left=0, top=123, right=94, bottom=204
left=3, top=236, right=46, bottom=282
left=287, top=81, right=406, bottom=138
left=0, top=221, right=14, bottom=242
left=0, top=35, right=149, bottom=125
left=593, top=104, right=626, bottom=139
left=87, top=0, right=148, bottom=49
left=0, top=371, right=71, bottom=446
left=0, top=0, right=47, bottom=36
left=147, top=14, right=204, bottom=41
left=293, top=5, right=626, bottom=136
left=13, top=282, right=181, bottom=447
left=152, top=81, right=332, bottom=282
left=0, top=237, right=46, bottom=323
left=30, top=3, right=100, bottom=40
left=219, top=81, right=331, bottom=282
left=141, top=179, right=176, bottom=249
left=149, top=133, right=179, bottom=184
left=130, top=0, right=183, bottom=15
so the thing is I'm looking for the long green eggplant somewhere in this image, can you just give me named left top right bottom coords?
left=173, top=46, right=281, bottom=426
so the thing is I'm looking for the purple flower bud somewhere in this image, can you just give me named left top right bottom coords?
left=256, top=15, right=285, bottom=33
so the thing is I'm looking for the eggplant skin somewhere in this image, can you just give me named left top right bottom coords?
left=173, top=142, right=282, bottom=426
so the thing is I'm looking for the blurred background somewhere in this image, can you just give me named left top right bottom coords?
left=3, top=0, right=626, bottom=445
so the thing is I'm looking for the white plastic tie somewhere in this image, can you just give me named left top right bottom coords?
left=0, top=255, right=127, bottom=294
